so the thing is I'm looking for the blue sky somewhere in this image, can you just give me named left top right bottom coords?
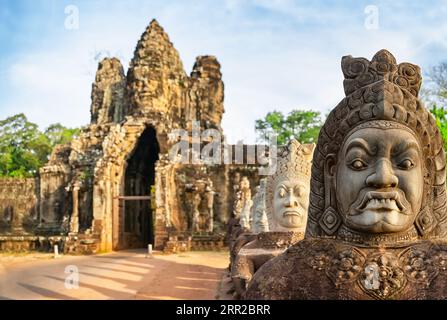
left=1, top=0, right=447, bottom=143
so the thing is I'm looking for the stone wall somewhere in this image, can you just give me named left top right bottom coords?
left=0, top=178, right=39, bottom=234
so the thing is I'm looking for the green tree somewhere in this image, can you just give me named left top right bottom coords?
left=0, top=114, right=79, bottom=177
left=422, top=62, right=447, bottom=149
left=0, top=114, right=41, bottom=177
left=255, top=110, right=322, bottom=145
left=429, top=105, right=447, bottom=150
left=45, top=123, right=80, bottom=146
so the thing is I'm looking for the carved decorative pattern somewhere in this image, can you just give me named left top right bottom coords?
left=304, top=241, right=334, bottom=271
left=415, top=206, right=436, bottom=236
left=336, top=224, right=419, bottom=245
left=433, top=250, right=447, bottom=271
left=319, top=207, right=341, bottom=235
left=304, top=241, right=447, bottom=299
left=257, top=231, right=304, bottom=249
left=358, top=253, right=406, bottom=299
left=342, top=49, right=422, bottom=97
left=400, top=247, right=437, bottom=287
left=328, top=248, right=365, bottom=287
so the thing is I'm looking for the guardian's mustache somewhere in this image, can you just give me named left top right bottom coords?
left=279, top=205, right=307, bottom=217
left=349, top=188, right=411, bottom=216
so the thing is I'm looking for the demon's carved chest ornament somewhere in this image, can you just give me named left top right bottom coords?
left=304, top=242, right=447, bottom=299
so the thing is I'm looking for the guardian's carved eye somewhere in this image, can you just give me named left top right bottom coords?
left=398, top=159, right=414, bottom=170
left=350, top=159, right=367, bottom=170
left=279, top=188, right=286, bottom=198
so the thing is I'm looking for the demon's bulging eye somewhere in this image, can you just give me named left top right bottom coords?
left=398, top=159, right=415, bottom=170
left=278, top=188, right=286, bottom=198
left=350, top=159, right=367, bottom=170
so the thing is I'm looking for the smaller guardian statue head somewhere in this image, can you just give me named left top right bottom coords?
left=265, top=139, right=315, bottom=232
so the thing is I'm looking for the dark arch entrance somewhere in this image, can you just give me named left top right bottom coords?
left=121, top=126, right=159, bottom=249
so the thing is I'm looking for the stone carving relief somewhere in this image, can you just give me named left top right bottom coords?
left=231, top=139, right=314, bottom=298
left=250, top=179, right=269, bottom=234
left=238, top=177, right=252, bottom=230
left=186, top=178, right=216, bottom=234
left=0, top=178, right=38, bottom=235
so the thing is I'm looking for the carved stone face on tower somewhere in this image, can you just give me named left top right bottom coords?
left=266, top=139, right=315, bottom=232
left=335, top=123, right=424, bottom=233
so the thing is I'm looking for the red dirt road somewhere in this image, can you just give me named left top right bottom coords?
left=0, top=250, right=229, bottom=300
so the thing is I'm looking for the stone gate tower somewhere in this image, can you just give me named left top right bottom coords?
left=0, top=19, right=263, bottom=253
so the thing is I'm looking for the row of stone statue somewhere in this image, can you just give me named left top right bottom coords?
left=232, top=175, right=266, bottom=234
left=227, top=139, right=314, bottom=298
left=185, top=177, right=216, bottom=233
left=227, top=50, right=447, bottom=300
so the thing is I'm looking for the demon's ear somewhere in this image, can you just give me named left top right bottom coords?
left=325, top=153, right=337, bottom=177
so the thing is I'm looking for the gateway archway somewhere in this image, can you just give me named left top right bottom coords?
left=118, top=126, right=159, bottom=249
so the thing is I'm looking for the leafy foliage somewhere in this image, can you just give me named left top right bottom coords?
left=422, top=62, right=447, bottom=150
left=429, top=105, right=447, bottom=150
left=255, top=110, right=322, bottom=145
left=0, top=114, right=79, bottom=177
